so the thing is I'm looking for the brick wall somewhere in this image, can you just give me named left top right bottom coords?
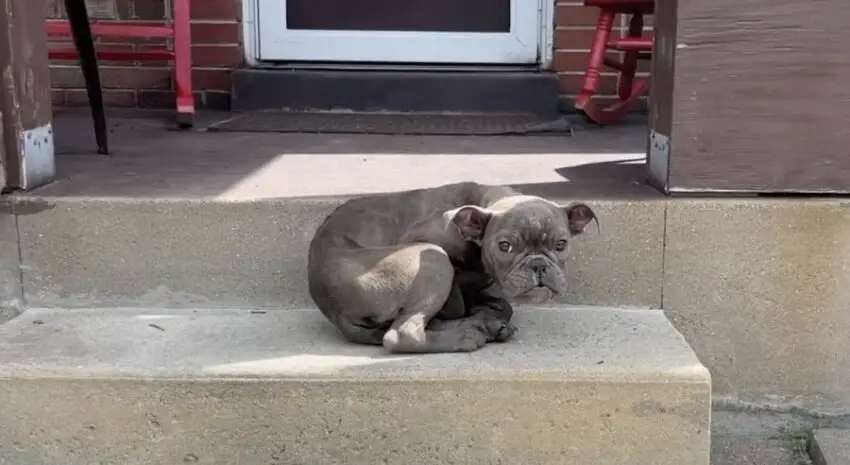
left=48, top=0, right=647, bottom=111
left=47, top=0, right=242, bottom=110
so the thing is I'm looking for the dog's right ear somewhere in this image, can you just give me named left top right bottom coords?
left=443, top=205, right=493, bottom=241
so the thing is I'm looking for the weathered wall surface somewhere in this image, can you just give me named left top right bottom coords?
left=663, top=200, right=850, bottom=411
left=662, top=0, right=850, bottom=193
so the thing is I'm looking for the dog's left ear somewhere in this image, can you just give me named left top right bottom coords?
left=443, top=205, right=493, bottom=241
left=564, top=203, right=598, bottom=235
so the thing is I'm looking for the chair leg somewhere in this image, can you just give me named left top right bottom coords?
left=617, top=12, right=643, bottom=101
left=172, top=0, right=194, bottom=129
left=64, top=0, right=108, bottom=154
left=575, top=10, right=616, bottom=109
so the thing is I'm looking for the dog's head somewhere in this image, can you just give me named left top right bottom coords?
left=444, top=196, right=596, bottom=303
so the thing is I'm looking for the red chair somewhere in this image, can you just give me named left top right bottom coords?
left=575, top=0, right=654, bottom=125
left=47, top=0, right=195, bottom=129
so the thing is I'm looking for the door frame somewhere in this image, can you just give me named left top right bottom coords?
left=240, top=0, right=555, bottom=69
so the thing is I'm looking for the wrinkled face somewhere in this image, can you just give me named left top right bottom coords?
left=446, top=197, right=596, bottom=303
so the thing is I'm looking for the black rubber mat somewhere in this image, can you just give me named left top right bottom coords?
left=205, top=111, right=572, bottom=136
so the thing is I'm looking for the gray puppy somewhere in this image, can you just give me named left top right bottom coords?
left=307, top=182, right=596, bottom=354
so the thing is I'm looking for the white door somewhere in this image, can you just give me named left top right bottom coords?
left=256, top=0, right=541, bottom=64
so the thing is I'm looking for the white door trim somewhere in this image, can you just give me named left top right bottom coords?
left=241, top=0, right=555, bottom=68
left=241, top=0, right=260, bottom=67
left=538, top=0, right=554, bottom=68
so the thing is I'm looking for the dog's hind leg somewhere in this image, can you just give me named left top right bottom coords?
left=310, top=242, right=499, bottom=353
left=374, top=243, right=498, bottom=353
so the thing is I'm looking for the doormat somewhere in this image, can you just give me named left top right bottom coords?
left=205, top=111, right=573, bottom=136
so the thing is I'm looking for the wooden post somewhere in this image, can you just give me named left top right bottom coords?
left=0, top=0, right=56, bottom=191
left=0, top=108, right=6, bottom=191
left=648, top=0, right=850, bottom=194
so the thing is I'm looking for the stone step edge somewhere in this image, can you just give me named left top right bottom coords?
left=0, top=306, right=711, bottom=384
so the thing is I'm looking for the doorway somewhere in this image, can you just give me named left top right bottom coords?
left=255, top=0, right=543, bottom=64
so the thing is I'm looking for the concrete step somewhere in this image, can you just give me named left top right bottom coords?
left=811, top=429, right=850, bottom=465
left=231, top=69, right=562, bottom=116
left=7, top=195, right=664, bottom=311
left=0, top=305, right=711, bottom=465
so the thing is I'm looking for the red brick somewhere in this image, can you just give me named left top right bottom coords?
left=554, top=27, right=638, bottom=50
left=85, top=0, right=121, bottom=19
left=191, top=0, right=241, bottom=20
left=192, top=45, right=243, bottom=67
left=554, top=50, right=588, bottom=73
left=45, top=0, right=62, bottom=18
left=50, top=65, right=172, bottom=90
left=191, top=22, right=241, bottom=44
left=554, top=28, right=596, bottom=50
left=555, top=4, right=601, bottom=28
left=121, top=0, right=167, bottom=20
left=192, top=68, right=232, bottom=91
left=137, top=89, right=174, bottom=108
left=64, top=88, right=138, bottom=107
left=51, top=89, right=65, bottom=106
left=50, top=66, right=81, bottom=88
left=103, top=66, right=173, bottom=89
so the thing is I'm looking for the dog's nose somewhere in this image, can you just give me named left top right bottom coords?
left=529, top=257, right=548, bottom=275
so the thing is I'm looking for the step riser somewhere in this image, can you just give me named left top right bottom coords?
left=12, top=199, right=664, bottom=310
left=0, top=378, right=710, bottom=465
left=0, top=212, right=21, bottom=319
left=231, top=70, right=562, bottom=116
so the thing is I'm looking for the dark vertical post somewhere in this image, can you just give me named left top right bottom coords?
left=645, top=0, right=677, bottom=193
left=64, top=0, right=109, bottom=154
left=648, top=0, right=850, bottom=194
left=0, top=0, right=56, bottom=191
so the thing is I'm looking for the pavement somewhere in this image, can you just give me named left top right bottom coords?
left=710, top=411, right=811, bottom=465
left=811, top=429, right=850, bottom=465
left=0, top=305, right=711, bottom=465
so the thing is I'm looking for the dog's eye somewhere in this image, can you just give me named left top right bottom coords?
left=555, top=239, right=568, bottom=251
left=498, top=241, right=512, bottom=253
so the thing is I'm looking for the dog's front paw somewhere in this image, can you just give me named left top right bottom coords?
left=492, top=321, right=517, bottom=343
left=454, top=328, right=488, bottom=352
left=480, top=319, right=516, bottom=343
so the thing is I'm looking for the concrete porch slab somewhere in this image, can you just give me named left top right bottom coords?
left=811, top=429, right=850, bottom=465
left=43, top=108, right=655, bottom=200
left=0, top=305, right=711, bottom=465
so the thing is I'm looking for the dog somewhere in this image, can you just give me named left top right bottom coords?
left=307, top=182, right=597, bottom=354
